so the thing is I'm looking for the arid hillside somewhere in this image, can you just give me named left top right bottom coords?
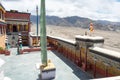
left=31, top=24, right=120, bottom=52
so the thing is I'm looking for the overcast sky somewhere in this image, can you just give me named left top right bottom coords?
left=1, top=0, right=120, bottom=22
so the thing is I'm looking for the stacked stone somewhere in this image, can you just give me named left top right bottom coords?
left=18, top=33, right=22, bottom=49
left=5, top=35, right=9, bottom=50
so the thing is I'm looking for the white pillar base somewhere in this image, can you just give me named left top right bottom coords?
left=36, top=60, right=56, bottom=80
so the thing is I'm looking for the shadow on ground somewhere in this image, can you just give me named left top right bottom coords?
left=51, top=50, right=92, bottom=80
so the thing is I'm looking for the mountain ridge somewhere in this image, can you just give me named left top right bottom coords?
left=30, top=15, right=120, bottom=31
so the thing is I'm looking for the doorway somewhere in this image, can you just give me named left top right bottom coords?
left=13, top=25, right=17, bottom=32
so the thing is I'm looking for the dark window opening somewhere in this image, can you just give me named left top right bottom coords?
left=13, top=25, right=18, bottom=32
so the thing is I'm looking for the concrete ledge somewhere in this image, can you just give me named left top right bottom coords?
left=89, top=47, right=120, bottom=62
left=20, top=47, right=54, bottom=54
left=75, top=35, right=104, bottom=43
left=47, top=35, right=76, bottom=46
left=91, top=76, right=120, bottom=80
left=0, top=50, right=10, bottom=56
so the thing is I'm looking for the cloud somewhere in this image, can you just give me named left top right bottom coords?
left=3, top=0, right=21, bottom=1
left=2, top=0, right=39, bottom=13
left=47, top=0, right=120, bottom=22
left=1, top=0, right=120, bottom=22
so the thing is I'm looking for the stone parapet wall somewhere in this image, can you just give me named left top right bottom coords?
left=89, top=47, right=120, bottom=76
left=47, top=35, right=120, bottom=78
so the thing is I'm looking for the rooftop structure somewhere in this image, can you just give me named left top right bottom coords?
left=0, top=48, right=91, bottom=80
left=5, top=10, right=31, bottom=46
left=0, top=2, right=120, bottom=80
left=5, top=10, right=30, bottom=21
left=0, top=3, right=6, bottom=49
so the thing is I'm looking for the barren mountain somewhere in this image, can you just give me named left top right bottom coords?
left=31, top=15, right=120, bottom=32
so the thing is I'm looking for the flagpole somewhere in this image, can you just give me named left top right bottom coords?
left=40, top=0, right=47, bottom=66
left=36, top=5, right=39, bottom=46
left=39, top=0, right=56, bottom=79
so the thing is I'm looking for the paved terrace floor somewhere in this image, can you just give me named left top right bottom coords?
left=0, top=48, right=92, bottom=80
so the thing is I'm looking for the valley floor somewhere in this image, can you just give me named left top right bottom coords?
left=31, top=25, right=120, bottom=52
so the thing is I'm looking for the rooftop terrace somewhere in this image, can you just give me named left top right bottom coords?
left=0, top=48, right=92, bottom=80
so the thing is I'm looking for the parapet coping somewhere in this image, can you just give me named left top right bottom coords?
left=47, top=35, right=76, bottom=46
left=30, top=34, right=76, bottom=46
left=6, top=18, right=29, bottom=22
left=29, top=32, right=40, bottom=37
left=75, top=35, right=104, bottom=43
left=90, top=76, right=120, bottom=80
left=89, top=47, right=120, bottom=62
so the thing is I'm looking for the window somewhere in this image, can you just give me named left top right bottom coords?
left=0, top=11, right=2, bottom=19
left=0, top=10, right=5, bottom=20
left=0, top=26, right=5, bottom=35
left=2, top=13, right=4, bottom=20
left=0, top=27, right=3, bottom=35
left=0, top=28, right=1, bottom=35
